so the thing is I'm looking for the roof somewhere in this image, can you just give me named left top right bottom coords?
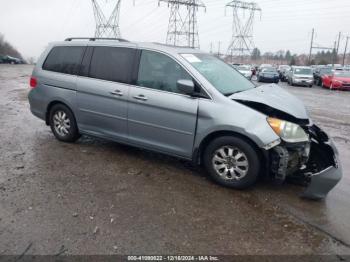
left=50, top=38, right=205, bottom=56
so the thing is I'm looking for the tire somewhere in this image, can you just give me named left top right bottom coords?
left=203, top=136, right=260, bottom=189
left=49, top=104, right=80, bottom=143
left=309, top=84, right=312, bottom=88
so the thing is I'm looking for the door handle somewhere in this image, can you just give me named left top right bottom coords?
left=133, top=94, right=148, bottom=101
left=110, top=90, right=123, bottom=96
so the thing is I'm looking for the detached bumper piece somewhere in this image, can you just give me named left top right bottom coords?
left=271, top=125, right=342, bottom=200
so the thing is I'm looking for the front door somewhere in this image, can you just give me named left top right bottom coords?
left=128, top=50, right=198, bottom=158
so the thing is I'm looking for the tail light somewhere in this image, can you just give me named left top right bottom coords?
left=30, top=76, right=37, bottom=89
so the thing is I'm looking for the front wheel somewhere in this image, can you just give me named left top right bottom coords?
left=203, top=136, right=260, bottom=189
left=49, top=104, right=80, bottom=142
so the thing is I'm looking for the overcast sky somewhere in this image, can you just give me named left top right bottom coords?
left=0, top=0, right=350, bottom=59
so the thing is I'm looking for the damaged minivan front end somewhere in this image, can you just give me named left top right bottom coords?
left=268, top=120, right=342, bottom=200
left=231, top=84, right=342, bottom=200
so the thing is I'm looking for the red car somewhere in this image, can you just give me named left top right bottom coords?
left=322, top=70, right=350, bottom=90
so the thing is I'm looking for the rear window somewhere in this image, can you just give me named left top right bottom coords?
left=43, top=46, right=85, bottom=75
left=89, top=47, right=136, bottom=84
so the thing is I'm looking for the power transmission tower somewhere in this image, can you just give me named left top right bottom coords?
left=91, top=0, right=122, bottom=38
left=159, top=0, right=206, bottom=48
left=226, top=0, right=261, bottom=62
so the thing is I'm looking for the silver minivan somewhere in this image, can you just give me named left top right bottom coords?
left=28, top=38, right=342, bottom=199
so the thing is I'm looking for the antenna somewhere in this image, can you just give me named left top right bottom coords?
left=159, top=0, right=206, bottom=48
left=225, top=0, right=261, bottom=62
left=91, top=0, right=122, bottom=38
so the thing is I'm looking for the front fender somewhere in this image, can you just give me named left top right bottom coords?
left=195, top=99, right=280, bottom=148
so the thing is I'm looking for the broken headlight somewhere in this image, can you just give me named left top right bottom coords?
left=267, top=117, right=309, bottom=143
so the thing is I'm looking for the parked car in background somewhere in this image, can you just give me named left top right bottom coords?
left=313, top=67, right=333, bottom=86
left=288, top=66, right=313, bottom=87
left=327, top=64, right=342, bottom=69
left=277, top=65, right=291, bottom=81
left=322, top=70, right=350, bottom=90
left=27, top=37, right=342, bottom=199
left=1, top=55, right=22, bottom=64
left=237, top=65, right=253, bottom=80
left=257, top=67, right=279, bottom=83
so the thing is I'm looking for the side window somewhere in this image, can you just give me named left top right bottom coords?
left=43, top=46, right=85, bottom=75
left=137, top=50, right=192, bottom=94
left=89, top=47, right=136, bottom=84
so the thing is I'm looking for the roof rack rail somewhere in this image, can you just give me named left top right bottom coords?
left=65, top=37, right=129, bottom=42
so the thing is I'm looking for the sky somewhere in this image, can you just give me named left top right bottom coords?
left=0, top=0, right=350, bottom=60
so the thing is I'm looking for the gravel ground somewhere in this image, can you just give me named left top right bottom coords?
left=0, top=64, right=349, bottom=256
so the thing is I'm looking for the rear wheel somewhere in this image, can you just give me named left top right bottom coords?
left=203, top=136, right=260, bottom=189
left=49, top=104, right=80, bottom=142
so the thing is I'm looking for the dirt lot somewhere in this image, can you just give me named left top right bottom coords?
left=0, top=64, right=350, bottom=256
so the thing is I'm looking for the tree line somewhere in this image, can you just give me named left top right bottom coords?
left=251, top=47, right=340, bottom=65
left=0, top=33, right=23, bottom=59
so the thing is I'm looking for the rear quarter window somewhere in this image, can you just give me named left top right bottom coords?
left=43, top=46, right=85, bottom=75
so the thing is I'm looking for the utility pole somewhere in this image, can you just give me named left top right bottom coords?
left=91, top=0, right=122, bottom=38
left=308, top=28, right=336, bottom=65
left=343, top=36, right=349, bottom=66
left=333, top=41, right=337, bottom=67
left=159, top=0, right=206, bottom=48
left=336, top=32, right=342, bottom=54
left=225, top=0, right=261, bottom=62
left=308, top=28, right=314, bottom=64
left=335, top=32, right=342, bottom=64
left=217, top=41, right=221, bottom=57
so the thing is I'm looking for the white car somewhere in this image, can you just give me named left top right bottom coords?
left=237, top=65, right=253, bottom=80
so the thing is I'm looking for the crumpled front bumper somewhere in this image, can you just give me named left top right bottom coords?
left=270, top=125, right=342, bottom=200
left=302, top=139, right=342, bottom=200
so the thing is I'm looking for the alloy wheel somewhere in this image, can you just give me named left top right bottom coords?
left=212, top=146, right=249, bottom=180
left=53, top=111, right=71, bottom=137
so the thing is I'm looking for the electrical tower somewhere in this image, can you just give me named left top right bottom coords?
left=159, top=0, right=206, bottom=48
left=91, top=0, right=122, bottom=38
left=226, top=0, right=261, bottom=61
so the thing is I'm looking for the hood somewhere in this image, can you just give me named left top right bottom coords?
left=230, top=84, right=309, bottom=120
left=334, top=77, right=350, bottom=82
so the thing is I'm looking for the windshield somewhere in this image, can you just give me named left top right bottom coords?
left=279, top=65, right=290, bottom=70
left=181, top=53, right=255, bottom=96
left=294, top=68, right=312, bottom=75
left=334, top=71, right=350, bottom=77
left=237, top=66, right=250, bottom=71
left=320, top=68, right=333, bottom=74
left=262, top=68, right=277, bottom=73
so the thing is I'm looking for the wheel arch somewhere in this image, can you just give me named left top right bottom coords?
left=45, top=100, right=73, bottom=125
left=193, top=130, right=268, bottom=168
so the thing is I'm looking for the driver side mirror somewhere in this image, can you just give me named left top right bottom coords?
left=177, top=79, right=195, bottom=95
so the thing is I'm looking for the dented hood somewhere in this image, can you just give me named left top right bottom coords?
left=230, top=84, right=309, bottom=120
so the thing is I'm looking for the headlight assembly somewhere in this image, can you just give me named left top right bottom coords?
left=267, top=117, right=309, bottom=143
